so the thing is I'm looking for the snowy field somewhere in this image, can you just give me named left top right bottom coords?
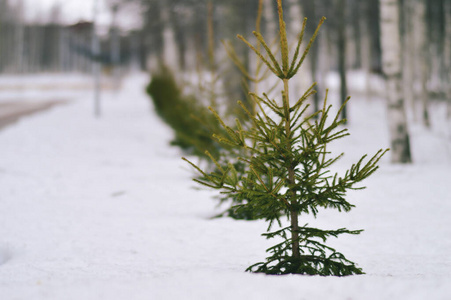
left=0, top=73, right=450, bottom=299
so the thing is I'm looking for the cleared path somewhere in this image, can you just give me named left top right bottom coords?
left=0, top=100, right=67, bottom=130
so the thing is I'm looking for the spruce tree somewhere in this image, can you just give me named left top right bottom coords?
left=184, top=0, right=388, bottom=276
left=146, top=66, right=226, bottom=159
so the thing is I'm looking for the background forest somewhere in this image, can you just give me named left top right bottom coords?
left=1, top=0, right=451, bottom=161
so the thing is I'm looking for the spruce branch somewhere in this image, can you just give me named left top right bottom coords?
left=289, top=17, right=326, bottom=78
left=276, top=0, right=289, bottom=75
left=289, top=17, right=308, bottom=73
left=237, top=33, right=281, bottom=76
left=290, top=82, right=317, bottom=112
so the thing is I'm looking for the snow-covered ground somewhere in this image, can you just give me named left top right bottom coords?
left=0, top=73, right=450, bottom=299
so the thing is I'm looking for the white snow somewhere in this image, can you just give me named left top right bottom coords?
left=0, top=72, right=450, bottom=299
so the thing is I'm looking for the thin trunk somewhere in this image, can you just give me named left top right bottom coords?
left=59, top=27, right=68, bottom=72
left=438, top=0, right=447, bottom=98
left=222, top=1, right=251, bottom=113
left=110, top=4, right=121, bottom=89
left=428, top=0, right=444, bottom=94
left=92, top=0, right=101, bottom=117
left=402, top=0, right=415, bottom=119
left=368, top=0, right=383, bottom=74
left=253, top=0, right=264, bottom=96
left=15, top=1, right=24, bottom=73
left=207, top=1, right=215, bottom=72
left=129, top=33, right=141, bottom=72
left=1, top=24, right=8, bottom=72
left=310, top=0, right=320, bottom=112
left=283, top=79, right=300, bottom=260
left=360, top=0, right=372, bottom=102
left=337, top=0, right=347, bottom=122
left=348, top=0, right=361, bottom=69
left=311, top=49, right=319, bottom=112
left=353, top=1, right=362, bottom=69
left=318, top=24, right=330, bottom=104
left=444, top=0, right=451, bottom=126
left=170, top=4, right=187, bottom=72
left=380, top=0, right=412, bottom=163
left=207, top=0, right=217, bottom=108
left=31, top=26, right=43, bottom=73
left=414, top=0, right=431, bottom=127
left=161, top=3, right=179, bottom=71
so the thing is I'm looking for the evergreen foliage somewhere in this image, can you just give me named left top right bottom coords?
left=146, top=66, right=224, bottom=158
left=184, top=0, right=388, bottom=276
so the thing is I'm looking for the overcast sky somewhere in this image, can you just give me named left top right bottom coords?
left=21, top=0, right=140, bottom=30
left=22, top=0, right=102, bottom=22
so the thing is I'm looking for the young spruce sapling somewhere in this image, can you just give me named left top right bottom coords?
left=183, top=0, right=388, bottom=276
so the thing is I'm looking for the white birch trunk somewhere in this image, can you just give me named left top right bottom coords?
left=380, top=0, right=412, bottom=163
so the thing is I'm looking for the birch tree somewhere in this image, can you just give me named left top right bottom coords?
left=380, top=0, right=412, bottom=163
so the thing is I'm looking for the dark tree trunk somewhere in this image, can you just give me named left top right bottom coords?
left=336, top=0, right=347, bottom=122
